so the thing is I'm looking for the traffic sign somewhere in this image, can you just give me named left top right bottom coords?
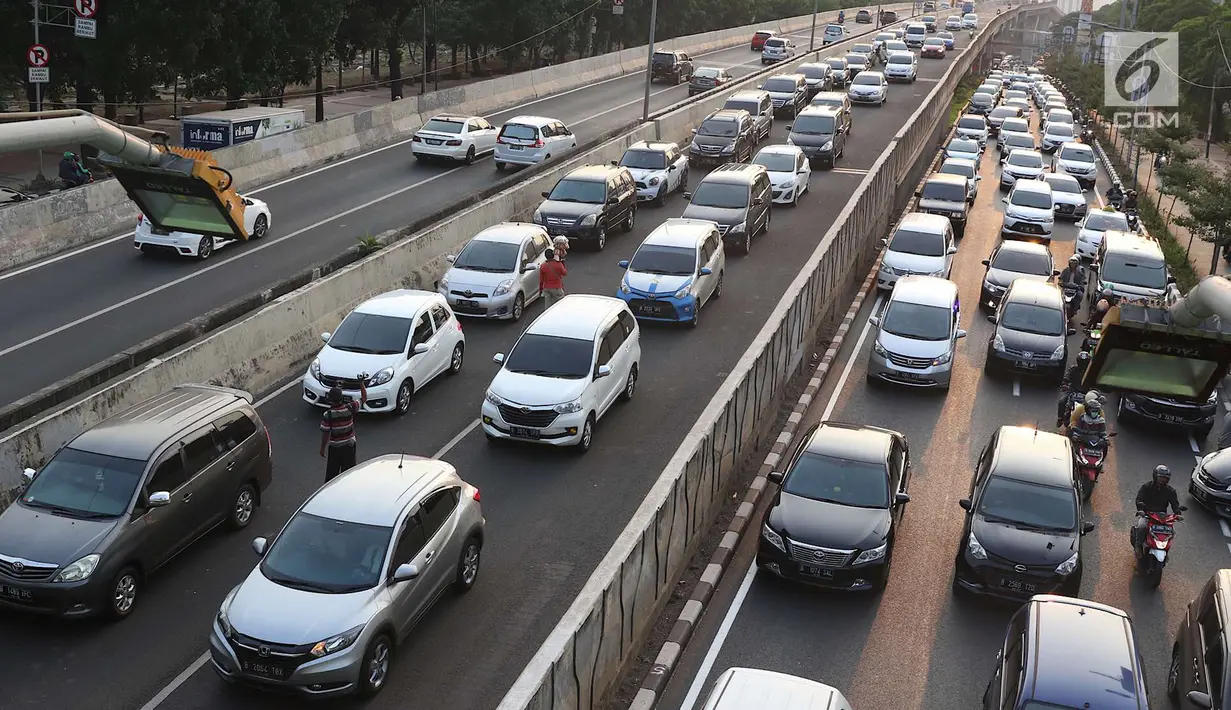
left=612, top=0, right=623, bottom=14
left=27, top=44, right=49, bottom=67
left=74, top=0, right=98, bottom=18
left=1077, top=13, right=1091, bottom=30
left=74, top=16, right=97, bottom=38
left=28, top=67, right=49, bottom=83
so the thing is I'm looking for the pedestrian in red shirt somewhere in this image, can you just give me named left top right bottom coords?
left=540, top=248, right=567, bottom=309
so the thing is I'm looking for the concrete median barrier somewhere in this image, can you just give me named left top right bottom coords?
left=0, top=2, right=915, bottom=274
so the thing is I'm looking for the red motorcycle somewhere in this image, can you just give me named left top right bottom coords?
left=1072, top=431, right=1114, bottom=502
left=1135, top=508, right=1185, bottom=587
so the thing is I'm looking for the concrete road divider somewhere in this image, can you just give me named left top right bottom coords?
left=490, top=7, right=1051, bottom=710
left=0, top=2, right=915, bottom=274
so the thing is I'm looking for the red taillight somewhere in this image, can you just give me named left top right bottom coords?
left=467, top=484, right=481, bottom=501
left=137, top=214, right=144, bottom=225
left=534, top=139, right=544, bottom=148
left=412, top=135, right=422, bottom=142
left=456, top=319, right=463, bottom=331
left=446, top=139, right=462, bottom=146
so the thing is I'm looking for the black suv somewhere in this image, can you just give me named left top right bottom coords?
left=916, top=173, right=970, bottom=237
left=786, top=106, right=847, bottom=168
left=681, top=164, right=772, bottom=255
left=651, top=51, right=694, bottom=84
left=856, top=9, right=873, bottom=23
left=922, top=15, right=938, bottom=31
left=689, top=109, right=756, bottom=166
left=536, top=164, right=637, bottom=251
left=880, top=9, right=899, bottom=23
left=1170, top=570, right=1231, bottom=708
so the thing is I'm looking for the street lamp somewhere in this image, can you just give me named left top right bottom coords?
left=642, top=0, right=659, bottom=121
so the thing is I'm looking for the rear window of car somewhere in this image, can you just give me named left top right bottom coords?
left=653, top=52, right=675, bottom=63
left=501, top=123, right=539, bottom=141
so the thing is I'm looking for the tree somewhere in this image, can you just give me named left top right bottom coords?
left=1174, top=163, right=1231, bottom=274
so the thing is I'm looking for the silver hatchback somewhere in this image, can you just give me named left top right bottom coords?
left=210, top=455, right=485, bottom=698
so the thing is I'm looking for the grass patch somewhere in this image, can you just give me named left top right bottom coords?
left=948, top=75, right=981, bottom=125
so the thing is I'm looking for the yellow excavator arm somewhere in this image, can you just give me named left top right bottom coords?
left=0, top=110, right=250, bottom=241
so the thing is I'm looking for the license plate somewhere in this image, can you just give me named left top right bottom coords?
left=507, top=145, right=524, bottom=150
left=510, top=426, right=541, bottom=438
left=426, top=139, right=442, bottom=145
left=638, top=303, right=666, bottom=316
left=799, top=564, right=835, bottom=578
left=0, top=585, right=31, bottom=601
left=1000, top=578, right=1036, bottom=593
left=897, top=371, right=925, bottom=380
left=1158, top=414, right=1184, bottom=423
left=1015, top=360, right=1038, bottom=370
left=241, top=659, right=288, bottom=681
left=458, top=299, right=479, bottom=308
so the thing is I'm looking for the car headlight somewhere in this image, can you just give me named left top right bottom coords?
left=580, top=214, right=597, bottom=227
left=310, top=624, right=364, bottom=659
left=53, top=554, right=100, bottom=583
left=554, top=400, right=583, bottom=414
left=310, top=359, right=322, bottom=380
left=778, top=179, right=795, bottom=189
left=933, top=350, right=952, bottom=365
left=1051, top=344, right=1065, bottom=359
left=648, top=176, right=661, bottom=186
left=762, top=523, right=786, bottom=553
left=620, top=280, right=631, bottom=294
left=873, top=339, right=887, bottom=356
left=532, top=210, right=543, bottom=224
left=672, top=286, right=691, bottom=299
left=1054, top=551, right=1079, bottom=576
left=821, top=141, right=833, bottom=152
left=880, top=261, right=894, bottom=273
left=853, top=543, right=887, bottom=565
left=966, top=532, right=988, bottom=560
left=720, top=144, right=735, bottom=154
left=1210, top=390, right=1219, bottom=405
left=729, top=222, right=746, bottom=234
left=216, top=608, right=233, bottom=638
left=690, top=142, right=701, bottom=151
left=484, top=391, right=503, bottom=406
left=993, top=333, right=1006, bottom=352
left=369, top=367, right=395, bottom=386
left=493, top=279, right=514, bottom=297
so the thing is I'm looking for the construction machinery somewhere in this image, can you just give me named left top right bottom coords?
left=0, top=110, right=251, bottom=241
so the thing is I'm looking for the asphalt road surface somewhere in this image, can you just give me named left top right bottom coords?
left=0, top=30, right=982, bottom=710
left=654, top=108, right=1229, bottom=710
left=0, top=16, right=920, bottom=409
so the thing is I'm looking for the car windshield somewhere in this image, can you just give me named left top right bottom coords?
left=992, top=248, right=1050, bottom=275
left=948, top=139, right=978, bottom=153
left=876, top=33, right=895, bottom=41
left=888, top=54, right=912, bottom=65
left=1046, top=177, right=1081, bottom=194
left=1102, top=255, right=1169, bottom=289
left=1047, top=124, right=1075, bottom=138
left=825, top=59, right=847, bottom=70
left=1011, top=189, right=1052, bottom=209
left=421, top=119, right=464, bottom=134
left=882, top=300, right=953, bottom=340
left=1001, top=302, right=1065, bottom=336
left=784, top=452, right=889, bottom=508
left=854, top=44, right=872, bottom=52
left=1060, top=145, right=1095, bottom=162
left=454, top=238, right=520, bottom=272
left=620, top=150, right=667, bottom=170
left=763, top=78, right=800, bottom=93
left=501, top=123, right=539, bottom=141
left=939, top=31, right=954, bottom=38
left=503, top=333, right=594, bottom=378
left=812, top=96, right=843, bottom=109
left=940, top=162, right=975, bottom=179
left=766, top=38, right=786, bottom=48
left=694, top=67, right=722, bottom=79
left=724, top=99, right=759, bottom=115
left=925, top=39, right=944, bottom=46
left=1084, top=212, right=1128, bottom=232
left=698, top=118, right=739, bottom=137
left=978, top=476, right=1076, bottom=531
left=690, top=182, right=749, bottom=208
left=1002, top=119, right=1029, bottom=133
left=629, top=244, right=696, bottom=276
left=261, top=513, right=393, bottom=594
left=1048, top=111, right=1074, bottom=123
left=329, top=312, right=412, bottom=355
left=990, top=107, right=1019, bottom=119
left=958, top=117, right=985, bottom=130
left=548, top=178, right=606, bottom=204
left=754, top=151, right=799, bottom=172
left=846, top=55, right=867, bottom=66
left=1007, top=152, right=1042, bottom=168
left=20, top=447, right=145, bottom=519
left=792, top=115, right=836, bottom=134
left=1005, top=136, right=1035, bottom=151
left=852, top=74, right=880, bottom=86
left=922, top=180, right=966, bottom=202
left=971, top=94, right=994, bottom=105
left=798, top=65, right=828, bottom=79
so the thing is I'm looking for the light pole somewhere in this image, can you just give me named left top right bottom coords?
left=641, top=0, right=659, bottom=121
left=809, top=0, right=818, bottom=51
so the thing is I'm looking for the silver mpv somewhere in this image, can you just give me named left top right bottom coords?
left=866, top=275, right=966, bottom=391
left=210, top=455, right=485, bottom=698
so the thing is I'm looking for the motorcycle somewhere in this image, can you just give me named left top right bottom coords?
left=1081, top=128, right=1094, bottom=143
left=1081, top=323, right=1102, bottom=353
left=1071, top=430, right=1114, bottom=502
left=1134, top=507, right=1186, bottom=587
left=1125, top=209, right=1140, bottom=231
left=1062, top=281, right=1084, bottom=321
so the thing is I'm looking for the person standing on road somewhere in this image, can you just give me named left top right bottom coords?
left=540, top=248, right=567, bottom=309
left=320, top=378, right=367, bottom=483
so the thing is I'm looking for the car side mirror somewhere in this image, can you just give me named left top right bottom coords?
left=785, top=125, right=792, bottom=131
left=691, top=128, right=697, bottom=134
left=541, top=191, right=551, bottom=199
left=982, top=259, right=990, bottom=266
left=523, top=263, right=537, bottom=273
left=1081, top=521, right=1096, bottom=535
left=869, top=316, right=880, bottom=327
left=767, top=470, right=785, bottom=484
left=895, top=493, right=912, bottom=504
left=1001, top=197, right=1008, bottom=204
left=1052, top=269, right=1061, bottom=277
left=880, top=238, right=889, bottom=248
left=1188, top=692, right=1213, bottom=709
left=956, top=329, right=967, bottom=339
left=1168, top=275, right=1177, bottom=284
left=148, top=491, right=171, bottom=508
left=753, top=197, right=765, bottom=205
left=413, top=343, right=430, bottom=355
left=445, top=254, right=456, bottom=263
left=914, top=190, right=922, bottom=197
left=975, top=175, right=982, bottom=181
left=610, top=160, right=618, bottom=166
left=252, top=537, right=268, bottom=556
left=959, top=498, right=972, bottom=510
left=668, top=164, right=677, bottom=171
left=682, top=192, right=692, bottom=200
left=700, top=266, right=713, bottom=275
left=321, top=331, right=331, bottom=343
left=1067, top=327, right=1078, bottom=336
left=391, top=563, right=420, bottom=583
left=618, top=259, right=630, bottom=269
left=987, top=314, right=997, bottom=323
left=21, top=467, right=35, bottom=483
left=493, top=352, right=505, bottom=365
left=595, top=364, right=613, bottom=380
left=947, top=246, right=958, bottom=255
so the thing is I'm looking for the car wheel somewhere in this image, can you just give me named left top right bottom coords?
left=594, top=226, right=607, bottom=251
left=511, top=293, right=525, bottom=322
left=448, top=343, right=464, bottom=375
left=680, top=167, right=689, bottom=189
left=740, top=230, right=752, bottom=254
left=1167, top=645, right=1182, bottom=700
left=575, top=414, right=595, bottom=453
left=655, top=184, right=667, bottom=207
left=623, top=207, right=636, bottom=233
left=108, top=567, right=140, bottom=621
left=465, top=145, right=476, bottom=164
left=227, top=482, right=257, bottom=531
left=454, top=536, right=482, bottom=592
left=621, top=365, right=638, bottom=401
left=358, top=634, right=394, bottom=698
left=713, top=271, right=723, bottom=299
left=689, top=305, right=701, bottom=329
left=196, top=236, right=213, bottom=261
left=791, top=189, right=799, bottom=207
left=394, top=380, right=413, bottom=416
left=251, top=214, right=268, bottom=239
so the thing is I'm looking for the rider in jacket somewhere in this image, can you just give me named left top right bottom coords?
left=1106, top=183, right=1125, bottom=206
left=1132, top=465, right=1182, bottom=548
left=1056, top=352, right=1092, bottom=426
left=1059, top=255, right=1086, bottom=290
left=1068, top=391, right=1108, bottom=436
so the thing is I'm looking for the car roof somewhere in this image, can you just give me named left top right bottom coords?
left=504, top=115, right=558, bottom=127
left=1044, top=173, right=1081, bottom=188
left=472, top=222, right=544, bottom=245
left=989, top=426, right=1071, bottom=485
left=959, top=113, right=987, bottom=122
left=627, top=141, right=679, bottom=153
left=703, top=163, right=768, bottom=183
left=1012, top=178, right=1052, bottom=194
left=899, top=211, right=952, bottom=232
left=811, top=91, right=847, bottom=102
left=854, top=71, right=885, bottom=80
left=767, top=72, right=805, bottom=81
left=1058, top=141, right=1093, bottom=152
left=303, top=455, right=456, bottom=526
left=797, top=105, right=840, bottom=118
left=891, top=275, right=960, bottom=307
left=704, top=668, right=844, bottom=710
left=1024, top=596, right=1144, bottom=710
left=643, top=218, right=716, bottom=249
left=71, top=384, right=253, bottom=459
left=757, top=144, right=803, bottom=158
left=996, top=239, right=1051, bottom=258
left=727, top=90, right=770, bottom=102
left=1005, top=278, right=1063, bottom=307
left=707, top=108, right=749, bottom=121
left=528, top=294, right=627, bottom=340
left=754, top=29, right=777, bottom=35
left=354, top=289, right=439, bottom=317
left=425, top=113, right=470, bottom=123
left=887, top=50, right=914, bottom=59
left=926, top=173, right=968, bottom=188
left=1007, top=148, right=1043, bottom=160
left=1102, top=229, right=1165, bottom=257
left=805, top=421, right=899, bottom=462
left=942, top=157, right=978, bottom=171
left=563, top=164, right=623, bottom=182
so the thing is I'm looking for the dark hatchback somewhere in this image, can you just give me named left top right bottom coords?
left=786, top=107, right=846, bottom=168
left=688, top=109, right=756, bottom=166
left=984, top=280, right=1075, bottom=381
left=757, top=421, right=911, bottom=592
left=1189, top=449, right=1231, bottom=518
left=953, top=426, right=1094, bottom=601
left=968, top=92, right=995, bottom=116
left=1119, top=390, right=1218, bottom=438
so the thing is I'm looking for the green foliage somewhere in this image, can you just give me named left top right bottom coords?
left=356, top=234, right=382, bottom=253
left=949, top=74, right=981, bottom=124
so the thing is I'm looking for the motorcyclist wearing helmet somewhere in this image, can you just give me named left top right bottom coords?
left=58, top=151, right=90, bottom=188
left=1124, top=189, right=1139, bottom=211
left=1106, top=183, right=1124, bottom=205
left=1068, top=390, right=1108, bottom=437
left=1132, top=465, right=1182, bottom=548
left=1056, top=352, right=1092, bottom=426
left=1059, top=255, right=1086, bottom=290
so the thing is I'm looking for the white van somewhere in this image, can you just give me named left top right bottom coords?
left=905, top=22, right=928, bottom=48
left=1092, top=230, right=1174, bottom=304
left=700, top=668, right=854, bottom=710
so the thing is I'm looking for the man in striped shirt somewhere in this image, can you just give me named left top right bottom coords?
left=319, top=379, right=367, bottom=482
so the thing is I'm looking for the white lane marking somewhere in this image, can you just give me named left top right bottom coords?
left=254, top=378, right=301, bottom=407
left=1220, top=519, right=1231, bottom=539
left=1190, top=433, right=1202, bottom=454
left=1012, top=379, right=1021, bottom=397
left=433, top=419, right=481, bottom=459
left=0, top=166, right=466, bottom=359
left=832, top=168, right=871, bottom=175
left=678, top=292, right=882, bottom=709
left=136, top=653, right=210, bottom=710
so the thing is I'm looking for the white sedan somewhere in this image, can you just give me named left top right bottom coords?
left=134, top=195, right=270, bottom=260
left=753, top=144, right=811, bottom=205
left=411, top=114, right=499, bottom=164
left=847, top=71, right=888, bottom=106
